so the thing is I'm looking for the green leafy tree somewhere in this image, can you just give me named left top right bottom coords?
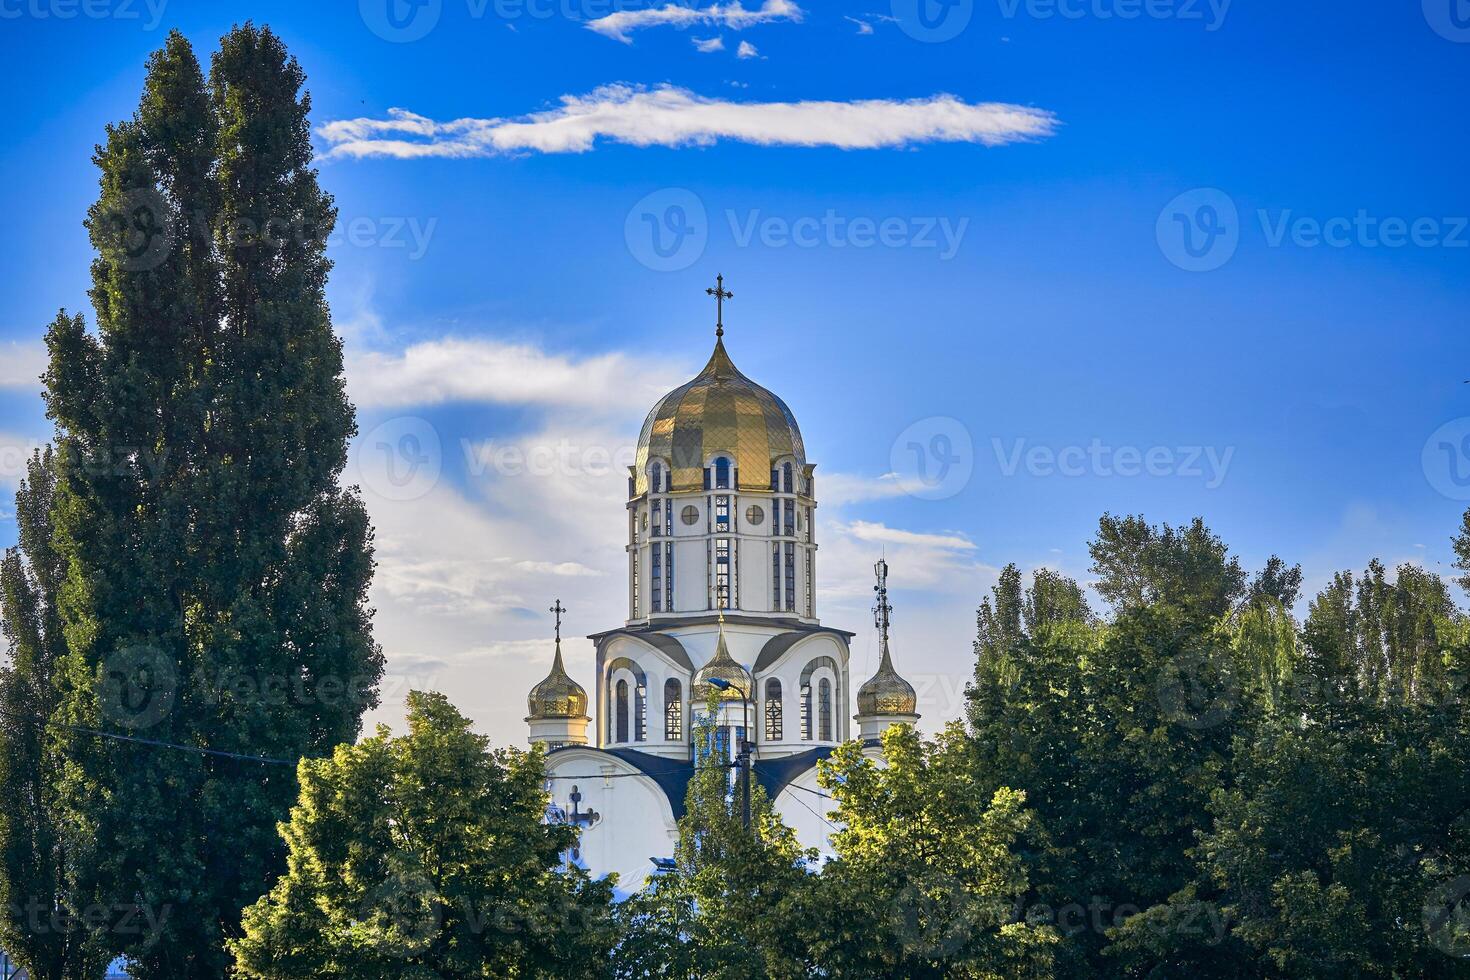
left=42, top=26, right=380, bottom=978
left=615, top=691, right=814, bottom=979
left=0, top=449, right=113, bottom=980
left=1453, top=507, right=1470, bottom=597
left=230, top=691, right=615, bottom=978
left=1089, top=514, right=1246, bottom=621
left=805, top=723, right=1058, bottom=979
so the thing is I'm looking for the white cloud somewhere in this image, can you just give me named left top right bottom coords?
left=844, top=15, right=874, bottom=34
left=316, top=85, right=1058, bottom=160
left=586, top=0, right=802, bottom=43
left=819, top=471, right=910, bottom=506
left=692, top=35, right=725, bottom=52
left=346, top=336, right=684, bottom=411
left=0, top=431, right=46, bottom=491
left=736, top=40, right=759, bottom=58
left=0, top=342, right=45, bottom=393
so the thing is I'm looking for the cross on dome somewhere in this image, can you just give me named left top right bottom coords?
left=705, top=273, right=733, bottom=338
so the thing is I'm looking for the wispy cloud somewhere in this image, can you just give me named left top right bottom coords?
left=586, top=0, right=802, bottom=43
left=0, top=342, right=45, bottom=392
left=346, top=336, right=684, bottom=411
left=736, top=40, right=759, bottom=58
left=844, top=15, right=875, bottom=34
left=317, top=84, right=1058, bottom=160
left=692, top=35, right=725, bottom=52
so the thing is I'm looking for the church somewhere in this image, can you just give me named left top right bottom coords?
left=523, top=277, right=920, bottom=891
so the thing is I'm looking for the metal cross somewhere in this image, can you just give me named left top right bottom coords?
left=706, top=273, right=733, bottom=338
left=550, top=599, right=566, bottom=642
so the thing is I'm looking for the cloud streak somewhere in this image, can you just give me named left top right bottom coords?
left=0, top=342, right=45, bottom=392
left=316, top=84, right=1058, bottom=160
left=585, top=0, right=802, bottom=43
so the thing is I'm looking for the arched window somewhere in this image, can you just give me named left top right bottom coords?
left=664, top=679, right=683, bottom=741
left=616, top=679, right=630, bottom=743
left=764, top=679, right=783, bottom=741
left=819, top=678, right=833, bottom=741
left=800, top=682, right=812, bottom=740
left=636, top=680, right=647, bottom=742
left=651, top=461, right=664, bottom=493
left=782, top=462, right=793, bottom=493
left=714, top=456, right=731, bottom=490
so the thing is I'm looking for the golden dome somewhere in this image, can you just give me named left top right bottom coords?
left=634, top=336, right=805, bottom=496
left=856, top=643, right=918, bottom=717
left=527, top=641, right=589, bottom=719
left=692, top=625, right=752, bottom=704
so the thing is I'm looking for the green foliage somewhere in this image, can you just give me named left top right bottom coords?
left=1453, top=507, right=1470, bottom=597
left=230, top=691, right=615, bottom=978
left=806, top=724, right=1058, bottom=978
left=0, top=449, right=113, bottom=980
left=1089, top=513, right=1246, bottom=620
left=37, top=25, right=380, bottom=978
left=615, top=691, right=814, bottom=979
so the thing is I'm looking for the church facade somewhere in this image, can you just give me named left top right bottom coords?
left=524, top=280, right=920, bottom=891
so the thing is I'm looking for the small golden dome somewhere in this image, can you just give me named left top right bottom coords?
left=692, top=625, right=752, bottom=703
left=634, top=336, right=805, bottom=496
left=527, top=641, right=588, bottom=719
left=856, top=643, right=918, bottom=717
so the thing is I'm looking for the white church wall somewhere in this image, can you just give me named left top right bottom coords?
left=545, top=749, right=680, bottom=897
left=772, top=764, right=839, bottom=864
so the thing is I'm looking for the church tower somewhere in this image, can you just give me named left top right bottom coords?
left=525, top=276, right=917, bottom=891
left=854, top=558, right=920, bottom=739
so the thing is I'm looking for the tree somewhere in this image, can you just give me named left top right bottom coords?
left=0, top=449, right=113, bottom=980
left=615, top=691, right=814, bottom=979
left=1089, top=514, right=1246, bottom=620
left=43, top=26, right=381, bottom=978
left=1454, top=508, right=1470, bottom=597
left=805, top=724, right=1058, bottom=979
left=230, top=691, right=615, bottom=978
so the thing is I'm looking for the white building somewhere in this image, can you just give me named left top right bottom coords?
left=525, top=283, right=920, bottom=892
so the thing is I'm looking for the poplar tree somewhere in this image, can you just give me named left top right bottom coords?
left=41, top=26, right=381, bottom=978
left=0, top=449, right=113, bottom=980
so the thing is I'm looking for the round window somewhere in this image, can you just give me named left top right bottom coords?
left=745, top=505, right=765, bottom=526
left=681, top=505, right=700, bottom=526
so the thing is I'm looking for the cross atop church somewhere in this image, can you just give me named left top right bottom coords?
left=550, top=599, right=566, bottom=643
left=706, top=273, right=733, bottom=338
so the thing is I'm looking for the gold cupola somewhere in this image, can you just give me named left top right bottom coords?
left=855, top=558, right=920, bottom=738
left=527, top=640, right=588, bottom=720
left=692, top=618, right=752, bottom=704
left=633, top=279, right=805, bottom=496
left=526, top=601, right=590, bottom=747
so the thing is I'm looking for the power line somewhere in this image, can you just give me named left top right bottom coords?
left=0, top=705, right=296, bottom=766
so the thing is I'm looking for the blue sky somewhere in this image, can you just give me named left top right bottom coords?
left=2, top=0, right=1469, bottom=743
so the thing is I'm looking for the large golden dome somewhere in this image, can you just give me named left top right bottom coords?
left=856, top=644, right=918, bottom=717
left=634, top=336, right=805, bottom=496
left=692, top=625, right=752, bottom=704
left=527, top=641, right=589, bottom=719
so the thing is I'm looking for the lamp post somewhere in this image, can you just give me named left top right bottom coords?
left=707, top=677, right=753, bottom=834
